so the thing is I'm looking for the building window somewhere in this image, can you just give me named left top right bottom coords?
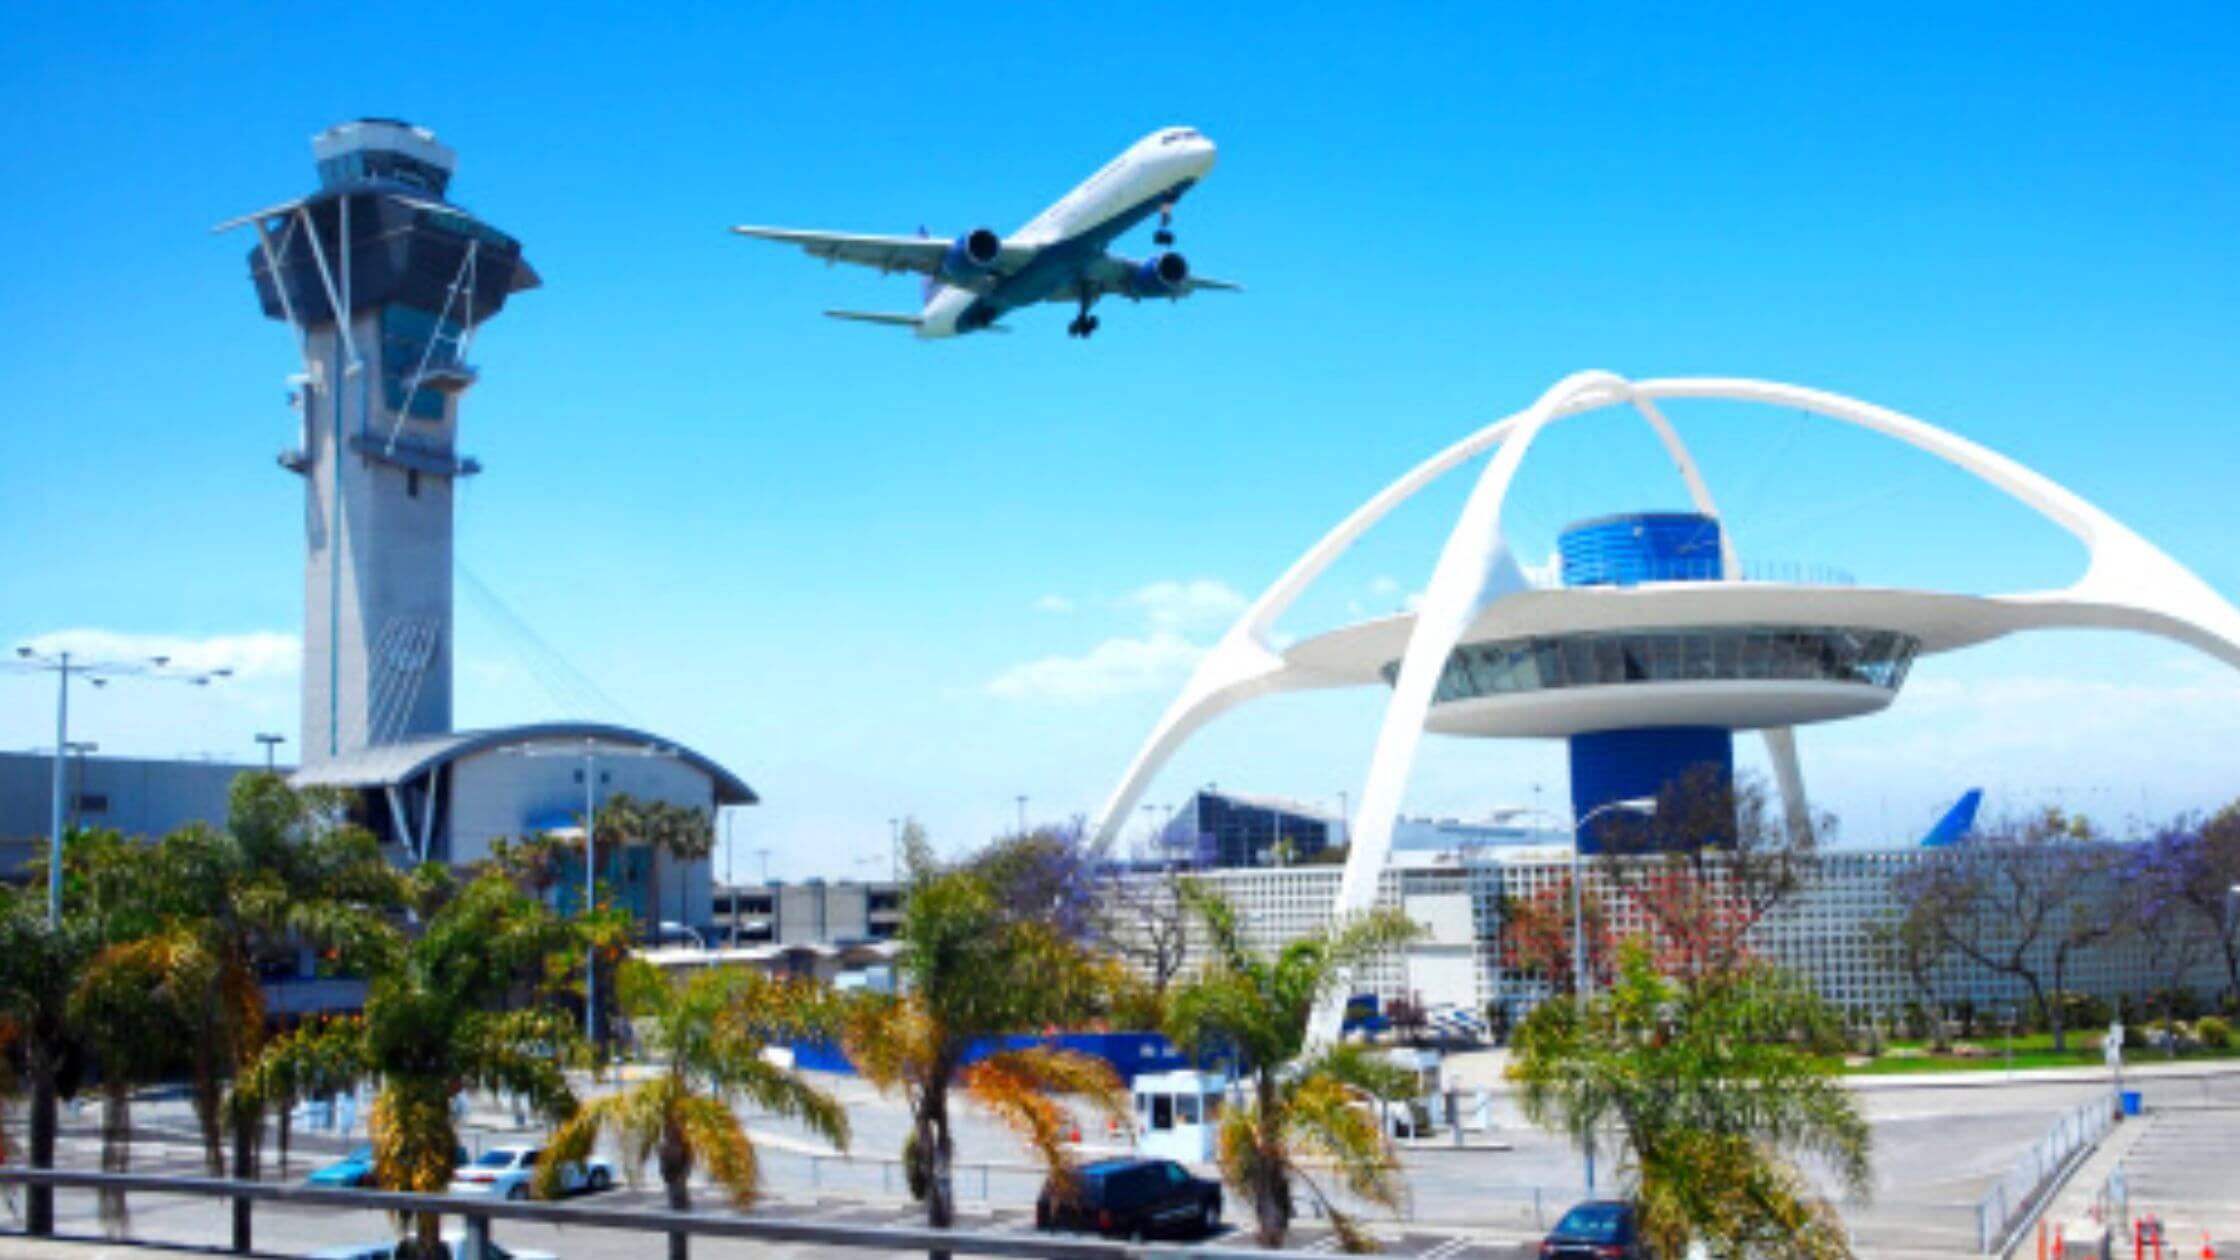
left=77, top=792, right=108, bottom=814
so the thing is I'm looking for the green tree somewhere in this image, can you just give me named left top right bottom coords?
left=1892, top=810, right=2119, bottom=1050
left=539, top=960, right=849, bottom=1260
left=245, top=871, right=582, bottom=1257
left=67, top=831, right=202, bottom=1233
left=0, top=882, right=94, bottom=1237
left=88, top=774, right=415, bottom=1181
left=577, top=793, right=712, bottom=945
left=1162, top=883, right=1420, bottom=1250
left=1508, top=942, right=1872, bottom=1260
left=839, top=826, right=1129, bottom=1246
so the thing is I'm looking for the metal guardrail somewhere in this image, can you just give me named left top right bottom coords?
left=0, top=1165, right=1325, bottom=1258
left=1974, top=1097, right=2113, bottom=1253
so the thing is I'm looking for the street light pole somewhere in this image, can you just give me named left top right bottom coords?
left=9, top=646, right=231, bottom=926
left=507, top=738, right=676, bottom=1047
left=47, top=652, right=68, bottom=926
left=256, top=732, right=287, bottom=772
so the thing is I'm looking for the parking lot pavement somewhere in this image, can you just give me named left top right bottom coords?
left=2113, top=1104, right=2240, bottom=1255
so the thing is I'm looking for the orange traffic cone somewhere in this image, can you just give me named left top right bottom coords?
left=2201, top=1231, right=2214, bottom=1260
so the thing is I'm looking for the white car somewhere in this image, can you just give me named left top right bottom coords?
left=447, top=1144, right=614, bottom=1201
left=311, top=1233, right=557, bottom=1260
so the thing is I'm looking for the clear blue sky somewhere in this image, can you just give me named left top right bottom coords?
left=4, top=4, right=2237, bottom=875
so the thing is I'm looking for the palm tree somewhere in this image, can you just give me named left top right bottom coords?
left=538, top=960, right=849, bottom=1260
left=246, top=871, right=583, bottom=1257
left=839, top=827, right=1130, bottom=1245
left=1507, top=941, right=1872, bottom=1260
left=1162, top=883, right=1421, bottom=1250
left=103, top=774, right=412, bottom=1181
left=70, top=928, right=199, bottom=1233
left=656, top=802, right=715, bottom=944
left=0, top=884, right=94, bottom=1237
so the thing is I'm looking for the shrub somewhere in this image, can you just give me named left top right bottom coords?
left=2029, top=991, right=2111, bottom=1035
left=2196, top=1015, right=2233, bottom=1050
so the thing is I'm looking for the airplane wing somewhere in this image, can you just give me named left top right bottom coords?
left=1060, top=254, right=1245, bottom=302
left=731, top=225, right=1034, bottom=291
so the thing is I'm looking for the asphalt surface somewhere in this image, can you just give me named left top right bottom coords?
left=7, top=1062, right=2236, bottom=1259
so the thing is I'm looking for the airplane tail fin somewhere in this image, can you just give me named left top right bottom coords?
left=1919, top=788, right=1983, bottom=848
left=823, top=309, right=924, bottom=329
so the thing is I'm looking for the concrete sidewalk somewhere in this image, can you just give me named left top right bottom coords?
left=2004, top=1108, right=2155, bottom=1260
left=1, top=1239, right=266, bottom=1260
left=1438, top=1047, right=2240, bottom=1093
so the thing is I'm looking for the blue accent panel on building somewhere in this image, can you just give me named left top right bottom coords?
left=1559, top=511, right=1725, bottom=587
left=790, top=1031, right=1190, bottom=1082
left=1569, top=726, right=1734, bottom=853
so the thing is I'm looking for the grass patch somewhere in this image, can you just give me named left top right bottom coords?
left=1830, top=1037, right=2240, bottom=1075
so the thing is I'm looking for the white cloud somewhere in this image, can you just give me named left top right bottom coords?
left=1368, top=575, right=1400, bottom=597
left=986, top=632, right=1206, bottom=703
left=2, top=628, right=300, bottom=762
left=1118, top=578, right=1247, bottom=632
left=18, top=628, right=299, bottom=679
left=1033, top=594, right=1076, bottom=614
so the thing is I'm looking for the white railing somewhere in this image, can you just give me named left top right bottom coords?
left=1975, top=1097, right=2113, bottom=1253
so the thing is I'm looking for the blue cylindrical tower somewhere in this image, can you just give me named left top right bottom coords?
left=1561, top=512, right=1733, bottom=850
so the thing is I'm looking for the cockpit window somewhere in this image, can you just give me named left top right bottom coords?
left=1160, top=128, right=1199, bottom=145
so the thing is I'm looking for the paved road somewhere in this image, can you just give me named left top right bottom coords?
left=13, top=1063, right=2238, bottom=1259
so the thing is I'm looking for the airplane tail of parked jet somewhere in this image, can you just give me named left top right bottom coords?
left=1919, top=788, right=1984, bottom=847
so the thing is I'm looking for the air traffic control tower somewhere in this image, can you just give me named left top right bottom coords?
left=230, top=120, right=537, bottom=764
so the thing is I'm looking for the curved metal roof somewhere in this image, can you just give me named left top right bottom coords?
left=289, top=721, right=757, bottom=806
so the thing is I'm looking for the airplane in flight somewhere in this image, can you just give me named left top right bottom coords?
left=732, top=126, right=1238, bottom=339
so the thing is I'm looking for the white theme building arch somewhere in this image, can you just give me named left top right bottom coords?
left=1085, top=372, right=2240, bottom=1043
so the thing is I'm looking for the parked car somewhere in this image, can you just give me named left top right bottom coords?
left=447, top=1145, right=614, bottom=1201
left=306, top=1145, right=468, bottom=1188
left=311, top=1233, right=556, bottom=1260
left=1035, top=1157, right=1222, bottom=1240
left=1541, top=1200, right=1648, bottom=1260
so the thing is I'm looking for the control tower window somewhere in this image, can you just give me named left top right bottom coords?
left=380, top=306, right=466, bottom=422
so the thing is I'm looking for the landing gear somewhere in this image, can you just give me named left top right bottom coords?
left=1154, top=204, right=1176, bottom=247
left=1068, top=293, right=1101, bottom=338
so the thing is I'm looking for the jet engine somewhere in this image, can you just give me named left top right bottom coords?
left=940, top=228, right=1003, bottom=282
left=1132, top=251, right=1190, bottom=298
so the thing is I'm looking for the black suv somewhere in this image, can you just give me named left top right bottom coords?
left=1541, top=1200, right=1648, bottom=1260
left=1035, top=1157, right=1223, bottom=1240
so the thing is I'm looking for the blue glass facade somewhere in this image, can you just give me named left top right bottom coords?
left=1559, top=512, right=1725, bottom=587
left=1560, top=512, right=1735, bottom=848
left=1165, top=790, right=1333, bottom=868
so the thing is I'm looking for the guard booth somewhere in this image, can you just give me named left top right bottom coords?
left=1132, top=1069, right=1226, bottom=1163
left=1378, top=1047, right=1443, bottom=1137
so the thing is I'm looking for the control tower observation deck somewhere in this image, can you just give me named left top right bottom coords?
left=231, top=120, right=538, bottom=764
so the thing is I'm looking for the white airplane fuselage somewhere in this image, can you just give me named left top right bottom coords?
left=916, top=128, right=1217, bottom=338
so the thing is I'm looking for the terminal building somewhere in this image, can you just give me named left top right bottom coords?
left=1090, top=371, right=2240, bottom=1029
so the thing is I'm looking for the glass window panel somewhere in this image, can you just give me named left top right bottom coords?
left=1593, top=636, right=1626, bottom=685
left=1505, top=644, right=1538, bottom=692
left=1715, top=629, right=1744, bottom=678
left=1536, top=641, right=1566, bottom=688
left=1564, top=639, right=1597, bottom=689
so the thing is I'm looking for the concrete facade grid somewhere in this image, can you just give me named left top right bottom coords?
left=1108, top=845, right=2229, bottom=1024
